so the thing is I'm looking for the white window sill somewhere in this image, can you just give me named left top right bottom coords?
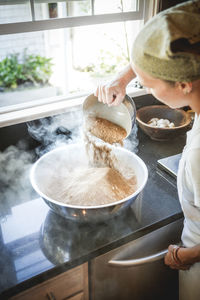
left=0, top=87, right=147, bottom=128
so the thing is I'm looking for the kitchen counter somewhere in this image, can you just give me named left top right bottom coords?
left=0, top=96, right=186, bottom=299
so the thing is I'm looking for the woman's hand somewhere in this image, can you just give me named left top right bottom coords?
left=164, top=244, right=200, bottom=270
left=94, top=64, right=136, bottom=106
left=94, top=78, right=126, bottom=106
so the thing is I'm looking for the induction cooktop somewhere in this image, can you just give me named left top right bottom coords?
left=157, top=153, right=182, bottom=178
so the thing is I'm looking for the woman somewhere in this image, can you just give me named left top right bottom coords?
left=95, top=1, right=200, bottom=299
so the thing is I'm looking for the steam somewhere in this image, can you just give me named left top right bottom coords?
left=0, top=110, right=83, bottom=221
left=27, top=110, right=83, bottom=156
left=123, top=123, right=138, bottom=153
left=0, top=141, right=34, bottom=221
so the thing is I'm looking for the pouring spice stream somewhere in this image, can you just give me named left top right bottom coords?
left=51, top=116, right=137, bottom=206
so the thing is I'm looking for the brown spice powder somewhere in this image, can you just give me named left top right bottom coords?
left=85, top=116, right=127, bottom=145
left=57, top=167, right=137, bottom=206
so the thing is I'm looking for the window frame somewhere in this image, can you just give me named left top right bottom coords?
left=0, top=0, right=146, bottom=127
left=0, top=1, right=144, bottom=35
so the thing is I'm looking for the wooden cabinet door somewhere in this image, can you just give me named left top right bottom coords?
left=69, top=292, right=84, bottom=300
left=11, top=263, right=88, bottom=300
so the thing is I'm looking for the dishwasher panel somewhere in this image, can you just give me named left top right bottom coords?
left=91, top=218, right=183, bottom=300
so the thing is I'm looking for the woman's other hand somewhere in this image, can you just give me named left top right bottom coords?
left=164, top=244, right=200, bottom=270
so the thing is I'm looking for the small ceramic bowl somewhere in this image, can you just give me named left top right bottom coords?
left=82, top=94, right=136, bottom=138
left=136, top=105, right=191, bottom=141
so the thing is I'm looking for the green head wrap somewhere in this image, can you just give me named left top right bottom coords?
left=131, top=0, right=200, bottom=82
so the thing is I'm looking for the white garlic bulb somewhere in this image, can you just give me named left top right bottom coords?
left=147, top=118, right=175, bottom=128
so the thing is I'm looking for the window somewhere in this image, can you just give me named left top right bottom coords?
left=0, top=0, right=146, bottom=125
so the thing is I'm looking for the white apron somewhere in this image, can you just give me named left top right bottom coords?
left=177, top=114, right=200, bottom=300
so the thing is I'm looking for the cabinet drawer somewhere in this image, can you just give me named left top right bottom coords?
left=11, top=263, right=88, bottom=300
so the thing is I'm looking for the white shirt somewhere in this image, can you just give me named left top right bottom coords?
left=177, top=113, right=200, bottom=247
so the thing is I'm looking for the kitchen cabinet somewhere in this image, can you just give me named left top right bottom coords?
left=10, top=263, right=88, bottom=300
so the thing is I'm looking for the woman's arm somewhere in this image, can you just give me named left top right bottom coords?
left=94, top=64, right=136, bottom=106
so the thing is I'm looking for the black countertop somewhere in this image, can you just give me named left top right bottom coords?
left=0, top=97, right=186, bottom=299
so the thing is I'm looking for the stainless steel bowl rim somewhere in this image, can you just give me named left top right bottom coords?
left=123, top=94, right=136, bottom=128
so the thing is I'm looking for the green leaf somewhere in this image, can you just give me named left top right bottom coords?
left=0, top=50, right=53, bottom=89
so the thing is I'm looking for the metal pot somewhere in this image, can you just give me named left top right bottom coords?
left=30, top=143, right=148, bottom=222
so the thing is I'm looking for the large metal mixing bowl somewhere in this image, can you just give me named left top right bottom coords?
left=30, top=143, right=148, bottom=222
